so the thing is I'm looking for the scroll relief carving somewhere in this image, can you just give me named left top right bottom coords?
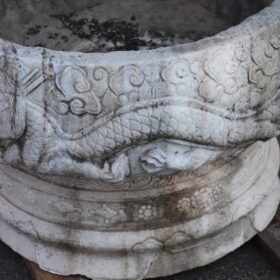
left=0, top=30, right=279, bottom=182
left=0, top=165, right=235, bottom=229
left=132, top=231, right=195, bottom=255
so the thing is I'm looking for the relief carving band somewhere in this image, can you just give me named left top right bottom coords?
left=1, top=32, right=280, bottom=182
left=0, top=1, right=279, bottom=280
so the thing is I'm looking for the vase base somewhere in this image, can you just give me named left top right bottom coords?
left=0, top=139, right=280, bottom=280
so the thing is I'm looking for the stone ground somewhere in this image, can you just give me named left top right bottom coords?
left=0, top=239, right=279, bottom=280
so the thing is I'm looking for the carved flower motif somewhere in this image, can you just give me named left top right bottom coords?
left=190, top=188, right=213, bottom=210
left=135, top=204, right=158, bottom=220
left=176, top=197, right=191, bottom=213
left=212, top=185, right=223, bottom=201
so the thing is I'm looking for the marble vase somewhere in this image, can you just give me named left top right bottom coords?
left=0, top=0, right=280, bottom=279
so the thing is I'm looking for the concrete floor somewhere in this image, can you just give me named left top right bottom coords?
left=0, top=239, right=279, bottom=280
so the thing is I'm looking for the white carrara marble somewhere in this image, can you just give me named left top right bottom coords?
left=0, top=0, right=279, bottom=279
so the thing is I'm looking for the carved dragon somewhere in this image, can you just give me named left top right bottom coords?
left=0, top=29, right=279, bottom=182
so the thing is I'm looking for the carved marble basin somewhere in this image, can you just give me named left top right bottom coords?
left=0, top=0, right=280, bottom=279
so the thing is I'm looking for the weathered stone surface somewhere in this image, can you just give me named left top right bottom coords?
left=0, top=0, right=279, bottom=279
left=0, top=139, right=279, bottom=279
left=0, top=1, right=279, bottom=181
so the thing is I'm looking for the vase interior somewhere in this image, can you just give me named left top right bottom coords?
left=0, top=0, right=272, bottom=52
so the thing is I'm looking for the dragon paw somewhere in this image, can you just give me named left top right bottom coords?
left=102, top=153, right=130, bottom=183
left=141, top=147, right=168, bottom=173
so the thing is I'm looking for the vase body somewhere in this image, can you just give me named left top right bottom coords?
left=0, top=1, right=280, bottom=279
